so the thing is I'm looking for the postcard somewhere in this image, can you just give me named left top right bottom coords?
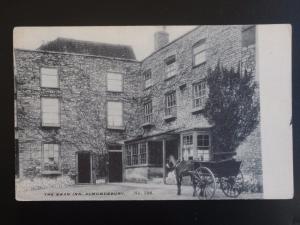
left=13, top=25, right=293, bottom=200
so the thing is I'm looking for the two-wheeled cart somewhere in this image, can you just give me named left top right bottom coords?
left=191, top=158, right=244, bottom=199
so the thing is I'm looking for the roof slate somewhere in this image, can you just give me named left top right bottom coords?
left=37, top=37, right=136, bottom=60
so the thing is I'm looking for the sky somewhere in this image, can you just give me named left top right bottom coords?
left=14, top=26, right=197, bottom=60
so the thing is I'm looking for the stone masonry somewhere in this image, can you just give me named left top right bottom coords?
left=15, top=49, right=141, bottom=178
left=15, top=25, right=262, bottom=189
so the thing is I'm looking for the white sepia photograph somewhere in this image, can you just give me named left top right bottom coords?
left=13, top=25, right=293, bottom=200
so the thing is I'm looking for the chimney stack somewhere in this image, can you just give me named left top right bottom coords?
left=154, top=26, right=169, bottom=51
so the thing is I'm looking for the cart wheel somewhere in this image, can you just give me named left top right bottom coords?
left=220, top=169, right=244, bottom=198
left=194, top=166, right=216, bottom=200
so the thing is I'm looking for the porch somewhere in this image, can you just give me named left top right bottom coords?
left=124, top=130, right=180, bottom=184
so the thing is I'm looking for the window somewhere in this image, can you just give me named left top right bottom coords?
left=144, top=69, right=152, bottom=89
left=139, top=143, right=147, bottom=164
left=144, top=101, right=152, bottom=124
left=165, top=91, right=176, bottom=116
left=126, top=143, right=147, bottom=166
left=41, top=68, right=59, bottom=88
left=165, top=55, right=177, bottom=79
left=183, top=135, right=193, bottom=145
left=193, top=39, right=206, bottom=66
left=43, top=143, right=60, bottom=171
left=107, top=72, right=123, bottom=92
left=126, top=146, right=132, bottom=166
left=182, top=134, right=193, bottom=160
left=107, top=101, right=123, bottom=128
left=132, top=144, right=139, bottom=165
left=196, top=134, right=210, bottom=161
left=41, top=98, right=60, bottom=127
left=193, top=81, right=207, bottom=109
left=242, top=26, right=255, bottom=47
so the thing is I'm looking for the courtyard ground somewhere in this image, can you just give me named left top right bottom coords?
left=16, top=182, right=262, bottom=201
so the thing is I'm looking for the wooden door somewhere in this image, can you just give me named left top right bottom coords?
left=77, top=152, right=91, bottom=183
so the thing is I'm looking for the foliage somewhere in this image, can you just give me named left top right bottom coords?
left=243, top=174, right=263, bottom=193
left=204, top=63, right=259, bottom=154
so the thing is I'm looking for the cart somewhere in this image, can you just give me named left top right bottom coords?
left=191, top=158, right=244, bottom=199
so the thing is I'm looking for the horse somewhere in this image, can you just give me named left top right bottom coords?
left=166, top=156, right=198, bottom=196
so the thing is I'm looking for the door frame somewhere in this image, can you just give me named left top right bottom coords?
left=76, top=151, right=93, bottom=184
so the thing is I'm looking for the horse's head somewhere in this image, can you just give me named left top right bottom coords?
left=166, top=155, right=177, bottom=171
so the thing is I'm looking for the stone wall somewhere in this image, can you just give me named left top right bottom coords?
left=139, top=26, right=244, bottom=136
left=15, top=26, right=262, bottom=190
left=15, top=49, right=141, bottom=177
left=137, top=25, right=262, bottom=189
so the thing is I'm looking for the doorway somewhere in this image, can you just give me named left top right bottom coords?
left=108, top=151, right=122, bottom=182
left=77, top=152, right=91, bottom=183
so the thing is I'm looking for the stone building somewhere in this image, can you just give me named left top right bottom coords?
left=14, top=38, right=141, bottom=183
left=14, top=25, right=262, bottom=188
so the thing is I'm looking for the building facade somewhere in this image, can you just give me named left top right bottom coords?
left=14, top=26, right=262, bottom=188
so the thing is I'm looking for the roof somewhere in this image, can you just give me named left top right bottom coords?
left=37, top=37, right=136, bottom=60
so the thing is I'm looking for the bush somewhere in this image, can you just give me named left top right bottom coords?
left=243, top=174, right=263, bottom=193
left=16, top=176, right=74, bottom=192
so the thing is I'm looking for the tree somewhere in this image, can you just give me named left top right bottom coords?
left=203, top=63, right=259, bottom=158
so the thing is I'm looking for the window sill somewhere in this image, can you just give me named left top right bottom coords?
left=164, top=74, right=177, bottom=81
left=163, top=114, right=177, bottom=121
left=191, top=106, right=205, bottom=114
left=41, top=124, right=61, bottom=128
left=107, top=126, right=125, bottom=131
left=41, top=86, right=60, bottom=90
left=41, top=170, right=62, bottom=175
left=106, top=90, right=123, bottom=93
left=141, top=122, right=154, bottom=128
left=192, top=61, right=206, bottom=69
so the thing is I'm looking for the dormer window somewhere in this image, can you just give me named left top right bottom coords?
left=165, top=55, right=177, bottom=79
left=144, top=69, right=152, bottom=89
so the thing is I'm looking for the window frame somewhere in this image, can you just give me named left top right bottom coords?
left=183, top=134, right=193, bottom=146
left=106, top=71, right=124, bottom=92
left=125, top=142, right=148, bottom=167
left=143, top=100, right=153, bottom=124
left=192, top=80, right=207, bottom=109
left=164, top=55, right=177, bottom=79
left=41, top=97, right=61, bottom=127
left=165, top=91, right=177, bottom=117
left=192, top=39, right=207, bottom=67
left=106, top=101, right=124, bottom=129
left=40, top=67, right=59, bottom=89
left=139, top=142, right=147, bottom=165
left=144, top=69, right=152, bottom=89
left=42, top=142, right=61, bottom=172
left=196, top=132, right=211, bottom=161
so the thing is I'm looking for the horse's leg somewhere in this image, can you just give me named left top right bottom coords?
left=176, top=173, right=181, bottom=195
left=191, top=174, right=197, bottom=197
